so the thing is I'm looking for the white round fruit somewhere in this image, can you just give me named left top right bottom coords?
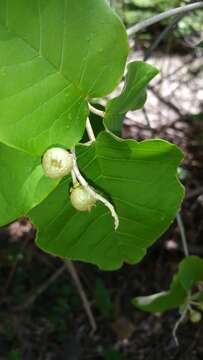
left=42, top=147, right=73, bottom=180
left=70, top=186, right=96, bottom=212
left=190, top=309, right=202, bottom=323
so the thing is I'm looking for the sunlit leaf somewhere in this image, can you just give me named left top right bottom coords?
left=29, top=132, right=184, bottom=270
left=0, top=0, right=128, bottom=155
left=104, top=61, right=158, bottom=135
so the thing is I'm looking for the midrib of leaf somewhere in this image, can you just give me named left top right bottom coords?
left=0, top=11, right=86, bottom=100
left=89, top=145, right=148, bottom=241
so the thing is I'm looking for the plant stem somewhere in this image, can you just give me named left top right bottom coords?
left=71, top=169, right=77, bottom=186
left=176, top=212, right=189, bottom=257
left=144, top=14, right=183, bottom=60
left=89, top=104, right=105, bottom=118
left=127, top=2, right=203, bottom=36
left=71, top=148, right=119, bottom=230
left=172, top=301, right=190, bottom=346
left=86, top=117, right=96, bottom=142
left=65, top=260, right=97, bottom=335
left=17, top=264, right=67, bottom=309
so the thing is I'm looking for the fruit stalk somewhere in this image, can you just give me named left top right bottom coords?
left=70, top=148, right=119, bottom=230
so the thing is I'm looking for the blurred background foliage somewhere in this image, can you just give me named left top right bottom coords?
left=111, top=0, right=203, bottom=39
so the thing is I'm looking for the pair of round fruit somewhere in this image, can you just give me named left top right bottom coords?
left=42, top=147, right=96, bottom=212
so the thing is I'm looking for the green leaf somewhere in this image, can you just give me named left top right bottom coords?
left=132, top=275, right=187, bottom=312
left=29, top=131, right=184, bottom=270
left=196, top=291, right=203, bottom=302
left=0, top=0, right=128, bottom=155
left=131, top=0, right=158, bottom=7
left=8, top=350, right=22, bottom=360
left=95, top=278, right=113, bottom=319
left=179, top=256, right=203, bottom=291
left=189, top=113, right=203, bottom=121
left=104, top=350, right=126, bottom=360
left=104, top=61, right=159, bottom=135
left=132, top=256, right=203, bottom=313
left=0, top=142, right=59, bottom=226
left=197, top=40, right=203, bottom=48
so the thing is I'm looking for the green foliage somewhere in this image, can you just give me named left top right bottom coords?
left=29, top=132, right=184, bottom=270
left=104, top=61, right=159, bottom=135
left=198, top=41, right=203, bottom=48
left=118, top=0, right=203, bottom=37
left=95, top=278, right=113, bottom=319
left=104, top=350, right=126, bottom=360
left=8, top=350, right=22, bottom=360
left=0, top=142, right=59, bottom=226
left=131, top=0, right=181, bottom=10
left=132, top=256, right=203, bottom=312
left=119, top=0, right=182, bottom=25
left=189, top=113, right=203, bottom=121
left=179, top=256, right=203, bottom=291
left=0, top=0, right=185, bottom=269
left=0, top=0, right=128, bottom=155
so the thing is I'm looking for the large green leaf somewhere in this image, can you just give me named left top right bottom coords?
left=29, top=132, right=184, bottom=270
left=104, top=61, right=158, bottom=135
left=132, top=256, right=203, bottom=313
left=0, top=0, right=128, bottom=155
left=0, top=142, right=59, bottom=226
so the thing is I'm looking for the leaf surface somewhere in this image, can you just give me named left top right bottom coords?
left=132, top=275, right=187, bottom=312
left=0, top=142, right=59, bottom=226
left=133, top=256, right=203, bottom=312
left=104, top=61, right=158, bottom=135
left=29, top=132, right=184, bottom=270
left=197, top=40, right=203, bottom=48
left=0, top=0, right=128, bottom=155
left=179, top=256, right=203, bottom=291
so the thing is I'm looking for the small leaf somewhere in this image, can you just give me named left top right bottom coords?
left=132, top=275, right=187, bottom=312
left=94, top=278, right=113, bottom=319
left=29, top=131, right=184, bottom=270
left=189, top=113, right=203, bottom=121
left=132, top=256, right=203, bottom=313
left=104, top=350, right=126, bottom=360
left=197, top=40, right=203, bottom=48
left=0, top=142, right=59, bottom=226
left=179, top=256, right=203, bottom=291
left=104, top=61, right=159, bottom=135
left=196, top=291, right=203, bottom=302
left=0, top=0, right=128, bottom=155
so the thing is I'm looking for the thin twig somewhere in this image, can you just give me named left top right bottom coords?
left=65, top=260, right=97, bottom=335
left=127, top=2, right=203, bottom=37
left=172, top=302, right=190, bottom=346
left=16, top=264, right=67, bottom=310
left=176, top=212, right=189, bottom=257
left=86, top=117, right=96, bottom=142
left=89, top=104, right=105, bottom=118
left=144, top=14, right=183, bottom=60
left=149, top=86, right=183, bottom=117
left=142, top=107, right=153, bottom=129
left=71, top=148, right=119, bottom=229
left=173, top=213, right=191, bottom=344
